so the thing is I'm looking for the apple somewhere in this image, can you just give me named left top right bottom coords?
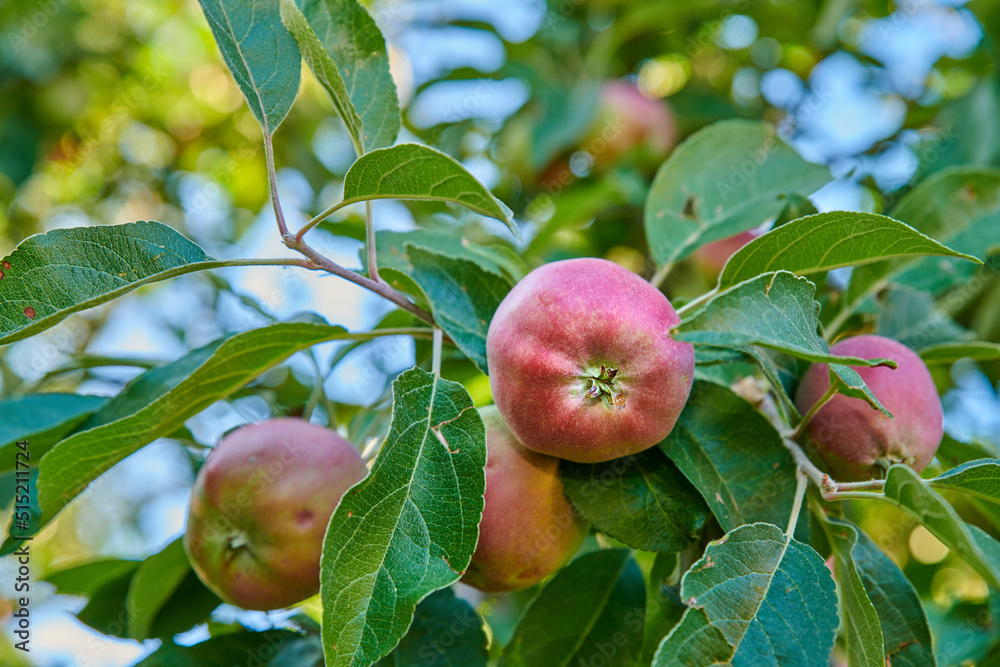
left=581, top=80, right=677, bottom=170
left=462, top=406, right=588, bottom=593
left=184, top=418, right=368, bottom=611
left=486, top=257, right=695, bottom=463
left=692, top=228, right=764, bottom=276
left=794, top=335, right=944, bottom=481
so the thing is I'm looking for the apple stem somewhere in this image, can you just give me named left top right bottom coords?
left=786, top=468, right=808, bottom=539
left=787, top=379, right=840, bottom=440
left=365, top=201, right=380, bottom=283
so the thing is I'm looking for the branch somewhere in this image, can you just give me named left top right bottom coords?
left=264, top=136, right=289, bottom=238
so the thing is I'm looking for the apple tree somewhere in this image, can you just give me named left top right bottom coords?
left=2, top=0, right=1000, bottom=666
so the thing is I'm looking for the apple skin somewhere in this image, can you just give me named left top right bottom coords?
left=462, top=406, right=588, bottom=593
left=184, top=418, right=368, bottom=611
left=794, top=335, right=944, bottom=481
left=486, top=257, right=695, bottom=463
left=692, top=229, right=760, bottom=276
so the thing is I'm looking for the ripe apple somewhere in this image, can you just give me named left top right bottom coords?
left=486, top=257, right=695, bottom=463
left=795, top=335, right=944, bottom=481
left=691, top=227, right=766, bottom=277
left=184, top=418, right=368, bottom=611
left=462, top=406, right=588, bottom=593
left=581, top=80, right=676, bottom=170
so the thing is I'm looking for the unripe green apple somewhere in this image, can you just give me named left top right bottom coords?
left=795, top=335, right=944, bottom=481
left=184, top=418, right=368, bottom=611
left=462, top=406, right=588, bottom=593
left=486, top=257, right=695, bottom=463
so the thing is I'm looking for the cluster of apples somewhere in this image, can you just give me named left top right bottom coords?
left=183, top=255, right=944, bottom=610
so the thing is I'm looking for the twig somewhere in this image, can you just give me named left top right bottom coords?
left=787, top=379, right=839, bottom=440
left=786, top=468, right=808, bottom=538
left=432, top=328, right=443, bottom=377
left=675, top=286, right=718, bottom=317
left=365, top=201, right=379, bottom=282
left=650, top=262, right=674, bottom=289
left=264, top=136, right=289, bottom=238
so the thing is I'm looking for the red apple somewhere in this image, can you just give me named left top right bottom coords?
left=486, top=257, right=695, bottom=463
left=692, top=227, right=766, bottom=277
left=462, top=406, right=588, bottom=593
left=581, top=80, right=677, bottom=170
left=184, top=418, right=368, bottom=611
left=795, top=335, right=944, bottom=481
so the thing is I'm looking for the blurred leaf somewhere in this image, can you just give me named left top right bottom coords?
left=653, top=523, right=837, bottom=666
left=280, top=0, right=365, bottom=153
left=126, top=538, right=220, bottom=641
left=197, top=0, right=301, bottom=134
left=877, top=287, right=972, bottom=351
left=883, top=464, right=1000, bottom=589
left=500, top=549, right=645, bottom=667
left=814, top=513, right=886, bottom=667
left=718, top=212, right=978, bottom=289
left=342, top=144, right=519, bottom=239
left=0, top=221, right=218, bottom=346
left=146, top=569, right=224, bottom=640
left=0, top=394, right=106, bottom=474
left=46, top=558, right=140, bottom=598
left=850, top=519, right=937, bottom=666
left=645, top=120, right=831, bottom=266
left=928, top=459, right=1000, bottom=504
left=34, top=321, right=382, bottom=534
left=136, top=630, right=313, bottom=666
left=659, top=381, right=802, bottom=534
left=370, top=230, right=527, bottom=284
left=320, top=367, right=486, bottom=667
left=847, top=167, right=1000, bottom=308
left=675, top=271, right=893, bottom=415
left=374, top=589, right=488, bottom=667
left=406, top=246, right=512, bottom=374
left=919, top=341, right=1000, bottom=363
left=561, top=448, right=710, bottom=552
left=936, top=434, right=998, bottom=469
left=75, top=564, right=141, bottom=637
left=295, top=0, right=400, bottom=150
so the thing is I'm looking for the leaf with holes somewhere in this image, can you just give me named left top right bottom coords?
left=320, top=367, right=486, bottom=667
left=644, top=120, right=830, bottom=266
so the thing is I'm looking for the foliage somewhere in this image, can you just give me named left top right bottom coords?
left=2, top=0, right=1000, bottom=666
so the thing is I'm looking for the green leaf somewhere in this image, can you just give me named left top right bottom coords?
left=0, top=394, right=106, bottom=474
left=295, top=0, right=400, bottom=151
left=850, top=520, right=936, bottom=666
left=500, top=549, right=645, bottom=667
left=643, top=553, right=686, bottom=665
left=35, top=321, right=370, bottom=533
left=136, top=631, right=314, bottom=667
left=675, top=271, right=893, bottom=415
left=928, top=459, right=1000, bottom=504
left=342, top=144, right=519, bottom=239
left=659, top=381, right=801, bottom=533
left=374, top=588, right=488, bottom=667
left=847, top=167, right=1000, bottom=309
left=320, top=367, right=486, bottom=667
left=370, top=230, right=527, bottom=284
left=877, top=288, right=971, bottom=351
left=936, top=434, right=997, bottom=469
left=127, top=538, right=221, bottom=641
left=883, top=465, right=1000, bottom=589
left=406, top=246, right=512, bottom=373
left=280, top=0, right=365, bottom=154
left=72, top=563, right=143, bottom=637
left=561, top=448, right=710, bottom=552
left=644, top=119, right=831, bottom=266
left=814, top=513, right=886, bottom=667
left=0, top=221, right=220, bottom=346
left=653, top=523, right=838, bottom=667
left=919, top=341, right=1000, bottom=364
left=197, top=0, right=301, bottom=134
left=718, top=211, right=979, bottom=289
left=46, top=558, right=141, bottom=597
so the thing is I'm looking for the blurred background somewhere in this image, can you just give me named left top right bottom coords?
left=2, top=0, right=1000, bottom=664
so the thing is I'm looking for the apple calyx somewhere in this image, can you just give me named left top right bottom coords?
left=584, top=364, right=625, bottom=407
